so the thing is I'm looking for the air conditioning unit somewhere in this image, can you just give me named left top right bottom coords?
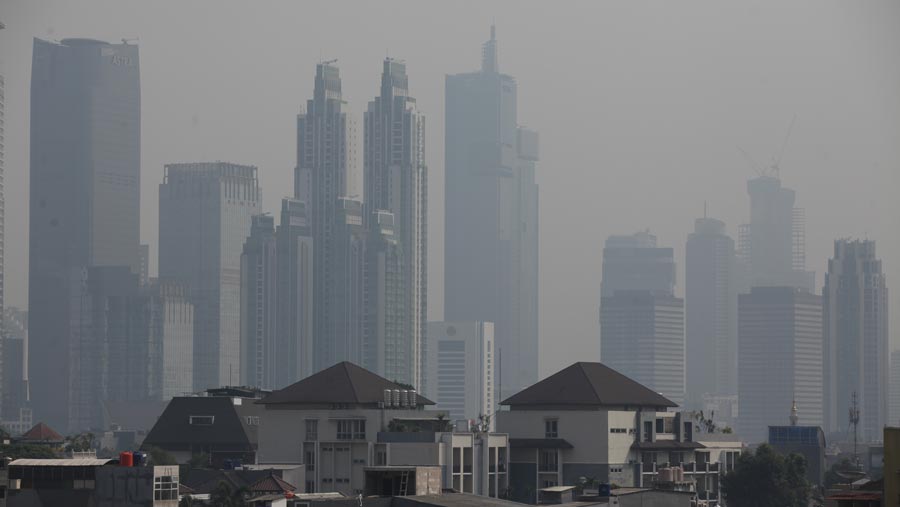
left=8, top=479, right=21, bottom=490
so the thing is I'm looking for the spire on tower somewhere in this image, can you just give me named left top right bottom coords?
left=481, top=24, right=499, bottom=73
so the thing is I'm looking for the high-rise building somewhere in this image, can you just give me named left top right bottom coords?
left=363, top=58, right=427, bottom=388
left=685, top=217, right=738, bottom=406
left=425, top=321, right=495, bottom=426
left=29, top=38, right=141, bottom=431
left=740, top=176, right=813, bottom=291
left=142, top=280, right=194, bottom=401
left=2, top=308, right=29, bottom=428
left=823, top=239, right=889, bottom=441
left=330, top=198, right=366, bottom=370
left=738, top=287, right=823, bottom=443
left=890, top=350, right=900, bottom=427
left=240, top=215, right=278, bottom=390
left=159, top=162, right=261, bottom=391
left=364, top=210, right=405, bottom=381
left=601, top=231, right=675, bottom=298
left=445, top=27, right=539, bottom=401
left=295, top=63, right=358, bottom=374
left=599, top=291, right=685, bottom=406
left=275, top=198, right=314, bottom=386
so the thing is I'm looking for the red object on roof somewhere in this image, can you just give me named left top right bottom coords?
left=21, top=422, right=64, bottom=442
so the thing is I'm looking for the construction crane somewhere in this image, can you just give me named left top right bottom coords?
left=736, top=115, right=797, bottom=179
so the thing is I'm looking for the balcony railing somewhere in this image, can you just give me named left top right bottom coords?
left=538, top=464, right=558, bottom=473
left=642, top=462, right=721, bottom=475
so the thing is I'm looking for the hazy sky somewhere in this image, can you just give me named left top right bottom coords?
left=2, top=0, right=898, bottom=378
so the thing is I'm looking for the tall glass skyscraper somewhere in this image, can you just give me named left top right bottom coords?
left=159, top=162, right=261, bottom=391
left=295, top=63, right=360, bottom=373
left=364, top=59, right=427, bottom=387
left=444, top=27, right=539, bottom=401
left=28, top=38, right=141, bottom=431
left=824, top=239, right=889, bottom=441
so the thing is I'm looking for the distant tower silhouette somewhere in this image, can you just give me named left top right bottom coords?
left=790, top=399, right=799, bottom=426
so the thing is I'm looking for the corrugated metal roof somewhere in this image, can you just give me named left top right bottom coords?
left=10, top=458, right=113, bottom=467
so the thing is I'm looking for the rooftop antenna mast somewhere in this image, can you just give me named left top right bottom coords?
left=849, top=391, right=861, bottom=470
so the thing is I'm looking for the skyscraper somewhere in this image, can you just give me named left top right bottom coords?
left=241, top=215, right=278, bottom=390
left=599, top=231, right=684, bottom=406
left=425, top=321, right=496, bottom=426
left=890, top=350, right=900, bottom=427
left=741, top=176, right=813, bottom=291
left=823, top=239, right=889, bottom=441
left=29, top=38, right=141, bottom=431
left=159, top=162, right=261, bottom=391
left=445, top=27, right=539, bottom=401
left=600, top=291, right=685, bottom=406
left=295, top=63, right=358, bottom=374
left=600, top=231, right=675, bottom=298
left=364, top=58, right=427, bottom=387
left=685, top=217, right=738, bottom=406
left=275, top=198, right=314, bottom=386
left=738, top=287, right=823, bottom=443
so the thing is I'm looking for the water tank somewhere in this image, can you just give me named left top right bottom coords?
left=409, top=390, right=417, bottom=408
left=675, top=467, right=684, bottom=482
left=131, top=452, right=146, bottom=466
left=658, top=467, right=672, bottom=483
left=400, top=390, right=409, bottom=407
left=384, top=389, right=392, bottom=407
left=119, top=451, right=133, bottom=467
left=392, top=389, right=401, bottom=407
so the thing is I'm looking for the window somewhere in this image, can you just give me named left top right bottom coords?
left=542, top=480, right=558, bottom=488
left=610, top=428, right=628, bottom=434
left=696, top=451, right=710, bottom=466
left=683, top=422, right=693, bottom=442
left=539, top=451, right=558, bottom=472
left=609, top=467, right=623, bottom=473
left=656, top=418, right=674, bottom=434
left=306, top=481, right=316, bottom=493
left=643, top=421, right=653, bottom=442
left=375, top=450, right=387, bottom=466
left=336, top=420, right=366, bottom=440
left=545, top=419, right=558, bottom=438
left=189, top=415, right=214, bottom=426
left=154, top=475, right=178, bottom=501
left=305, top=451, right=316, bottom=471
left=669, top=452, right=684, bottom=465
left=306, top=419, right=318, bottom=441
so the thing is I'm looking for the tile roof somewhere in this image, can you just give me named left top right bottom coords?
left=259, top=361, right=435, bottom=406
left=20, top=422, right=64, bottom=442
left=250, top=473, right=296, bottom=493
left=501, top=362, right=676, bottom=408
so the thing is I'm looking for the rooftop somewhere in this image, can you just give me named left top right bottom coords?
left=259, top=361, right=434, bottom=406
left=501, top=362, right=677, bottom=409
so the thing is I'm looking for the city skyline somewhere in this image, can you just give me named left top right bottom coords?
left=1, top=1, right=898, bottom=383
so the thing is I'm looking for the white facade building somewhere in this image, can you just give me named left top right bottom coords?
left=425, top=321, right=495, bottom=426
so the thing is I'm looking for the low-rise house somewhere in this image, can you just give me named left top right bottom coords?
left=256, top=362, right=508, bottom=499
left=497, top=362, right=742, bottom=505
left=141, top=387, right=265, bottom=467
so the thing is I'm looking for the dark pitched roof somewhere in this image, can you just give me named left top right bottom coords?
left=141, top=396, right=262, bottom=451
left=21, top=422, right=64, bottom=442
left=259, top=362, right=435, bottom=406
left=509, top=438, right=574, bottom=449
left=501, top=362, right=677, bottom=408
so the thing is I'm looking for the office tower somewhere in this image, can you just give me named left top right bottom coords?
left=70, top=266, right=140, bottom=430
left=363, top=58, right=427, bottom=387
left=331, top=198, right=366, bottom=370
left=824, top=240, right=889, bottom=441
left=365, top=211, right=405, bottom=381
left=601, top=231, right=676, bottom=298
left=738, top=287, right=823, bottom=443
left=1, top=71, right=5, bottom=341
left=159, top=162, right=261, bottom=390
left=275, top=198, right=314, bottom=386
left=890, top=351, right=900, bottom=427
left=685, top=217, right=738, bottom=406
left=241, top=215, right=278, bottom=390
left=445, top=27, right=539, bottom=401
left=599, top=291, right=685, bottom=406
left=142, top=280, right=194, bottom=401
left=295, top=63, right=357, bottom=373
left=425, top=321, right=495, bottom=425
left=2, top=308, right=29, bottom=426
left=29, top=38, right=140, bottom=431
left=740, top=176, right=813, bottom=291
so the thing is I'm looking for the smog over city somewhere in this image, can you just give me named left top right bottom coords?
left=0, top=1, right=898, bottom=504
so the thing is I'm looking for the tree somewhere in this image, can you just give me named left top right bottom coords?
left=723, top=444, right=810, bottom=507
left=145, top=446, right=178, bottom=466
left=824, top=458, right=864, bottom=488
left=66, top=432, right=95, bottom=452
left=209, top=481, right=249, bottom=507
left=0, top=443, right=60, bottom=459
left=187, top=452, right=210, bottom=469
